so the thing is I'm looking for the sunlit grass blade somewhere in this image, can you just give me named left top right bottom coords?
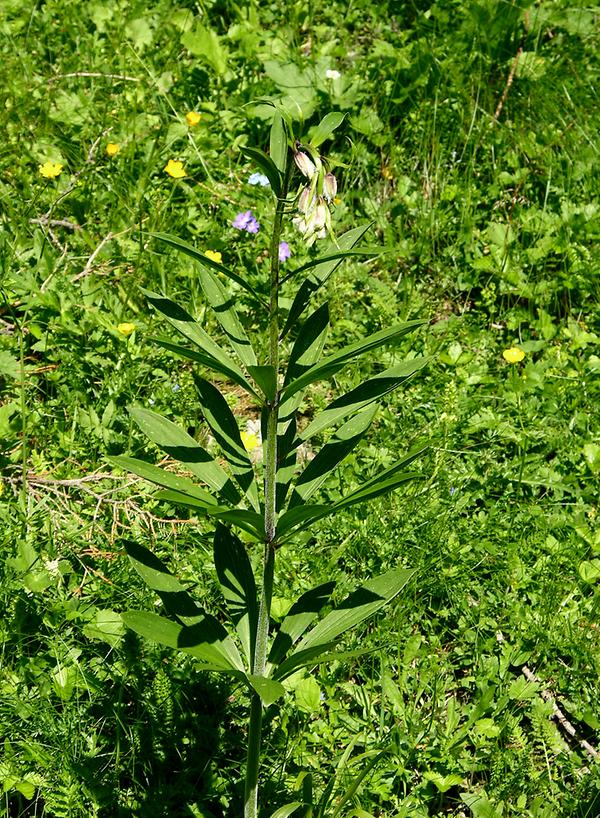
left=151, top=232, right=265, bottom=304
left=128, top=406, right=242, bottom=506
left=281, top=321, right=427, bottom=402
left=214, top=524, right=258, bottom=668
left=288, top=407, right=377, bottom=508
left=194, top=376, right=260, bottom=511
left=299, top=357, right=432, bottom=440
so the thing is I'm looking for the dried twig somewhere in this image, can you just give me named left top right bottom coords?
left=30, top=217, right=81, bottom=231
left=72, top=227, right=132, bottom=282
left=48, top=71, right=140, bottom=83
left=493, top=47, right=523, bottom=123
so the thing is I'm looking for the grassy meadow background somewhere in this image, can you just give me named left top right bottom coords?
left=1, top=0, right=599, bottom=815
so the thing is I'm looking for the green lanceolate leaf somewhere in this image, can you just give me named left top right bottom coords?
left=281, top=224, right=371, bottom=337
left=247, top=365, right=277, bottom=402
left=269, top=112, right=288, bottom=176
left=289, top=407, right=377, bottom=508
left=279, top=302, right=330, bottom=424
left=276, top=503, right=330, bottom=538
left=122, top=610, right=244, bottom=672
left=214, top=525, right=258, bottom=668
left=309, top=111, right=346, bottom=148
left=151, top=233, right=264, bottom=304
left=149, top=337, right=260, bottom=400
left=281, top=249, right=379, bottom=283
left=128, top=406, right=241, bottom=506
left=108, top=455, right=219, bottom=507
left=281, top=320, right=427, bottom=402
left=268, top=802, right=304, bottom=818
left=240, top=146, right=282, bottom=196
left=300, top=357, right=432, bottom=440
left=276, top=416, right=298, bottom=511
left=278, top=567, right=415, bottom=675
left=154, top=490, right=264, bottom=539
left=142, top=289, right=258, bottom=398
left=194, top=376, right=260, bottom=511
left=246, top=674, right=286, bottom=706
left=268, top=581, right=336, bottom=667
left=273, top=644, right=382, bottom=681
left=277, top=451, right=426, bottom=540
left=124, top=540, right=214, bottom=627
left=197, top=266, right=258, bottom=370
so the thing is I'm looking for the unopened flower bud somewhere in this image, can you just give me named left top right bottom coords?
left=298, top=186, right=314, bottom=214
left=294, top=151, right=317, bottom=179
left=323, top=173, right=337, bottom=202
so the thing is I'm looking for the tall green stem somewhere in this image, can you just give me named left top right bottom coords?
left=244, top=159, right=291, bottom=818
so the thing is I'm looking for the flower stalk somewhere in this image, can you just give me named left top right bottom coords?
left=244, top=153, right=292, bottom=818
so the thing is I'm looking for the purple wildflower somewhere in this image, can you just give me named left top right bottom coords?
left=233, top=210, right=260, bottom=233
left=278, top=241, right=291, bottom=263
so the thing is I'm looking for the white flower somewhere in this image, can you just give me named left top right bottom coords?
left=294, top=151, right=317, bottom=179
left=325, top=69, right=341, bottom=80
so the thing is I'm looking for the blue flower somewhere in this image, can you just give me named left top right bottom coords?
left=233, top=211, right=260, bottom=233
left=248, top=173, right=270, bottom=187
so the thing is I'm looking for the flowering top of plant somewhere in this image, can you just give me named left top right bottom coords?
left=185, top=111, right=201, bottom=127
left=205, top=250, right=223, bottom=263
left=248, top=172, right=270, bottom=187
left=106, top=143, right=120, bottom=157
left=39, top=161, right=63, bottom=179
left=117, top=322, right=135, bottom=336
left=164, top=159, right=186, bottom=178
left=233, top=210, right=260, bottom=233
left=278, top=241, right=291, bottom=262
left=291, top=146, right=338, bottom=246
left=503, top=346, right=525, bottom=363
left=325, top=68, right=341, bottom=80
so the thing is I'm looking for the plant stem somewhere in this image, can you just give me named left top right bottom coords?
left=244, top=158, right=291, bottom=818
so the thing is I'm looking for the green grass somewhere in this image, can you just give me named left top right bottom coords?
left=1, top=0, right=599, bottom=815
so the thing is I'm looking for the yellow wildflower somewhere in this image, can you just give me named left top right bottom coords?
left=502, top=346, right=525, bottom=364
left=241, top=431, right=260, bottom=452
left=205, top=250, right=222, bottom=264
left=106, top=143, right=120, bottom=157
left=185, top=111, right=201, bottom=127
left=39, top=161, right=63, bottom=179
left=164, top=159, right=186, bottom=179
left=117, top=322, right=136, bottom=336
